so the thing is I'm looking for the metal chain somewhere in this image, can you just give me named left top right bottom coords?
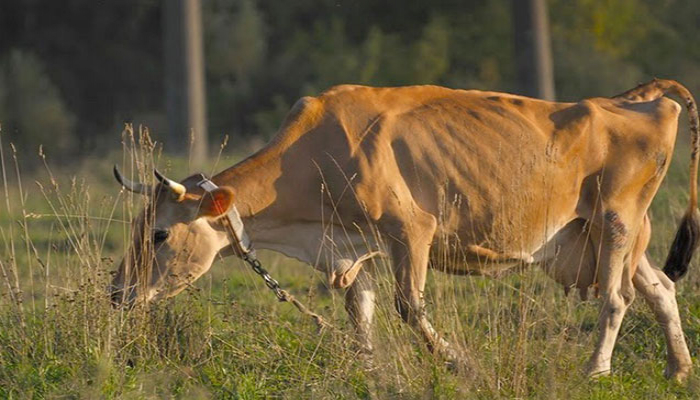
left=241, top=253, right=285, bottom=301
left=240, top=251, right=333, bottom=331
left=198, top=178, right=334, bottom=331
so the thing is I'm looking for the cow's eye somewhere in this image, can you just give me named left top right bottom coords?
left=154, top=229, right=169, bottom=244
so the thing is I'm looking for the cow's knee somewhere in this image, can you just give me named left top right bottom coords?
left=602, top=287, right=633, bottom=320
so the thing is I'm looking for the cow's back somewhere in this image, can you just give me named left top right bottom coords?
left=273, top=85, right=680, bottom=256
left=312, top=87, right=581, bottom=248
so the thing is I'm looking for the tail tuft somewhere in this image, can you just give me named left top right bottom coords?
left=663, top=209, right=700, bottom=281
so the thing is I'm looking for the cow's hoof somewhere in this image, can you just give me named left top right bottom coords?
left=664, top=364, right=691, bottom=382
left=358, top=351, right=376, bottom=372
left=439, top=345, right=459, bottom=366
left=440, top=347, right=475, bottom=377
left=586, top=366, right=611, bottom=379
left=443, top=356, right=459, bottom=372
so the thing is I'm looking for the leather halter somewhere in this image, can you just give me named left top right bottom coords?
left=196, top=175, right=254, bottom=258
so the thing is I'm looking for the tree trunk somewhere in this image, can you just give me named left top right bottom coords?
left=164, top=0, right=207, bottom=167
left=512, top=0, right=555, bottom=101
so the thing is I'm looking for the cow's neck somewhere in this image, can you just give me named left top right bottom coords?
left=209, top=140, right=326, bottom=264
left=211, top=147, right=283, bottom=219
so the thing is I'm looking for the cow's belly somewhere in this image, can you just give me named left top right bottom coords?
left=249, top=220, right=387, bottom=287
left=429, top=214, right=578, bottom=276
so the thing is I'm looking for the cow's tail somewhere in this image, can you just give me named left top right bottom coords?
left=615, top=79, right=700, bottom=281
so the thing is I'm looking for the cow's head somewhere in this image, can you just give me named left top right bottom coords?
left=110, top=167, right=235, bottom=306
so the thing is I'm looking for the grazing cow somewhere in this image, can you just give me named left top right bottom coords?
left=111, top=79, right=698, bottom=380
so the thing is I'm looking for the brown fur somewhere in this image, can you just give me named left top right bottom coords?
left=113, top=80, right=697, bottom=379
left=615, top=79, right=700, bottom=281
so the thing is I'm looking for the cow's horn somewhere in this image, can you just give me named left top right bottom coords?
left=154, top=169, right=187, bottom=201
left=113, top=165, right=150, bottom=195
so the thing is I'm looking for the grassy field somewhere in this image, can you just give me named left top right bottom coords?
left=3, top=128, right=700, bottom=399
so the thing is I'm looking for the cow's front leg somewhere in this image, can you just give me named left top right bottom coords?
left=633, top=255, right=692, bottom=381
left=388, top=211, right=458, bottom=365
left=345, top=268, right=376, bottom=355
left=586, top=211, right=637, bottom=377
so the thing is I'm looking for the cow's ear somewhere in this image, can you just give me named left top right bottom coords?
left=198, top=187, right=235, bottom=218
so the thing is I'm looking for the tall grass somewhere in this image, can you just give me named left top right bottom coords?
left=2, top=124, right=700, bottom=399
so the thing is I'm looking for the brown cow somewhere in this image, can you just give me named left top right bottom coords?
left=111, top=79, right=698, bottom=380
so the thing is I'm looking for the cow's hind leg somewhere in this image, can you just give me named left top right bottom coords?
left=586, top=211, right=637, bottom=377
left=633, top=254, right=692, bottom=381
left=345, top=268, right=376, bottom=355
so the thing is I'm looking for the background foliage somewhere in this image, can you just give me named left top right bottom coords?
left=3, top=1, right=700, bottom=398
left=1, top=0, right=699, bottom=157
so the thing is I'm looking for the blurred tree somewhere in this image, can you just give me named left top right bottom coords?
left=0, top=0, right=699, bottom=159
left=551, top=0, right=653, bottom=58
left=164, top=0, right=208, bottom=166
left=551, top=33, right=644, bottom=100
left=631, top=0, right=700, bottom=90
left=512, top=0, right=555, bottom=100
left=0, top=50, right=75, bottom=156
left=0, top=0, right=161, bottom=154
left=413, top=16, right=451, bottom=84
left=205, top=0, right=267, bottom=140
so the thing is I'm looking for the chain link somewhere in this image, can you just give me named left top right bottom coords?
left=219, top=212, right=331, bottom=330
left=197, top=178, right=331, bottom=330
left=242, top=253, right=286, bottom=301
left=220, top=213, right=287, bottom=302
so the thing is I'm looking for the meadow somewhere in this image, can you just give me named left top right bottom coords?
left=2, top=127, right=700, bottom=399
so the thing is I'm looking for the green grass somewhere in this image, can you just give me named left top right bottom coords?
left=3, top=128, right=700, bottom=398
